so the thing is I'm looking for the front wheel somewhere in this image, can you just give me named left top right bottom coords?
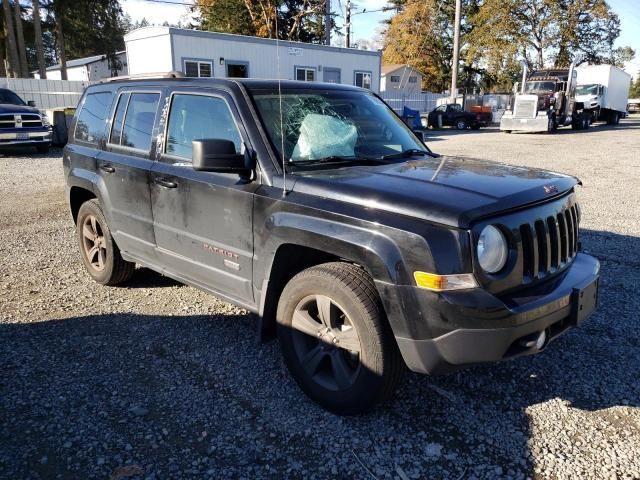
left=277, top=262, right=404, bottom=415
left=77, top=199, right=135, bottom=285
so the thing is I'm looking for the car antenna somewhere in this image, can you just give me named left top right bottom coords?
left=275, top=7, right=288, bottom=197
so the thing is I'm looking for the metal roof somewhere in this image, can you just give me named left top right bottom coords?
left=45, top=51, right=126, bottom=72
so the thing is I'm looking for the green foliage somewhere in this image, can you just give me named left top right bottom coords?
left=630, top=75, right=640, bottom=99
left=194, top=0, right=336, bottom=43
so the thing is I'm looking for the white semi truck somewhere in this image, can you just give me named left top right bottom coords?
left=576, top=64, right=631, bottom=125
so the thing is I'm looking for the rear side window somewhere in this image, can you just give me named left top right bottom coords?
left=108, top=92, right=160, bottom=151
left=75, top=92, right=112, bottom=144
left=165, top=94, right=241, bottom=160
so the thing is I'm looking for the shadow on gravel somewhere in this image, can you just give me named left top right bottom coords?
left=122, top=268, right=183, bottom=289
left=0, top=146, right=62, bottom=158
left=0, top=230, right=638, bottom=479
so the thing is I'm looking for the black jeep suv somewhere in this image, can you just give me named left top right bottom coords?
left=0, top=88, right=52, bottom=152
left=64, top=76, right=599, bottom=414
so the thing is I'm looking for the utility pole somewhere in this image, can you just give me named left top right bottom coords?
left=450, top=0, right=461, bottom=102
left=345, top=0, right=351, bottom=48
left=325, top=0, right=331, bottom=46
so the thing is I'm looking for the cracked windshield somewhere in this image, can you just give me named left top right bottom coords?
left=250, top=89, right=424, bottom=166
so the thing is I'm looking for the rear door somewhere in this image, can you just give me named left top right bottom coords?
left=149, top=88, right=258, bottom=305
left=97, top=88, right=164, bottom=264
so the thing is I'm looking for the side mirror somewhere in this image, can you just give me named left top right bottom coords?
left=192, top=139, right=254, bottom=176
left=27, top=100, right=36, bottom=107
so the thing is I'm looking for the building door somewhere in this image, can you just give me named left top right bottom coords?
left=323, top=68, right=341, bottom=84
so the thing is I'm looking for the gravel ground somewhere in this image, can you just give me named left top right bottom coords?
left=1, top=117, right=639, bottom=480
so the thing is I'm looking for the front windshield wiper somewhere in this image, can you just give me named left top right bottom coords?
left=288, top=155, right=389, bottom=168
left=380, top=148, right=438, bottom=160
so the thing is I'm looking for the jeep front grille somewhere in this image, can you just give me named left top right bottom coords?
left=514, top=99, right=536, bottom=119
left=0, top=113, right=43, bottom=128
left=519, top=204, right=580, bottom=282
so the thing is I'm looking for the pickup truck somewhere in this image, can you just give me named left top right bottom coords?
left=426, top=103, right=483, bottom=130
left=0, top=88, right=52, bottom=153
left=64, top=76, right=600, bottom=414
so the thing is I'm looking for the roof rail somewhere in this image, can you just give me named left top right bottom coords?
left=99, top=71, right=185, bottom=83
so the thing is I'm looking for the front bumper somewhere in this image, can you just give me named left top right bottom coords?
left=380, top=253, right=600, bottom=374
left=500, top=114, right=549, bottom=132
left=0, top=129, right=52, bottom=146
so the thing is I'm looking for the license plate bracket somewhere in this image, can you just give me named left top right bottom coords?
left=16, top=132, right=29, bottom=140
left=570, top=276, right=599, bottom=325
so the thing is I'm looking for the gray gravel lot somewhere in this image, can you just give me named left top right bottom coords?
left=1, top=117, right=639, bottom=479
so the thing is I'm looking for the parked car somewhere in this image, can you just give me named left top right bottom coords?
left=0, top=88, right=52, bottom=153
left=427, top=103, right=481, bottom=130
left=64, top=77, right=600, bottom=414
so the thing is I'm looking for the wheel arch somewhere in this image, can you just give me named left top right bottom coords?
left=255, top=216, right=407, bottom=341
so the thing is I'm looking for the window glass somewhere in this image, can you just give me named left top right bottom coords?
left=227, top=63, right=248, bottom=78
left=185, top=61, right=199, bottom=77
left=121, top=93, right=159, bottom=151
left=109, top=92, right=130, bottom=145
left=199, top=62, right=212, bottom=78
left=295, top=68, right=314, bottom=82
left=251, top=90, right=424, bottom=165
left=75, top=92, right=112, bottom=144
left=165, top=94, right=242, bottom=160
left=355, top=71, right=371, bottom=89
left=408, top=76, right=418, bottom=83
left=0, top=89, right=25, bottom=105
left=390, top=75, right=400, bottom=83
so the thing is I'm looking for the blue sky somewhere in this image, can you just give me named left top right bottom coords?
left=122, top=0, right=640, bottom=77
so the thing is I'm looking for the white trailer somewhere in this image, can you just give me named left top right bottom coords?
left=576, top=64, right=631, bottom=124
left=124, top=27, right=382, bottom=92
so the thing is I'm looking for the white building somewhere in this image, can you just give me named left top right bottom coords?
left=34, top=51, right=127, bottom=81
left=124, top=27, right=382, bottom=91
left=380, top=64, right=423, bottom=93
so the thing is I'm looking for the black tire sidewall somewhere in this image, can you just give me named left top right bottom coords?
left=76, top=200, right=117, bottom=284
left=277, top=267, right=389, bottom=414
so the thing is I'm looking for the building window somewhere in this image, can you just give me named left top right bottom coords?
left=226, top=62, right=249, bottom=78
left=390, top=75, right=400, bottom=83
left=354, top=71, right=372, bottom=89
left=408, top=76, right=418, bottom=83
left=295, top=67, right=315, bottom=82
left=184, top=60, right=213, bottom=78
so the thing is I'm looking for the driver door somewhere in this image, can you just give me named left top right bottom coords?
left=149, top=89, right=258, bottom=305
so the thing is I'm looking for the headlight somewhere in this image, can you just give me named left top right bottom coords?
left=477, top=225, right=508, bottom=273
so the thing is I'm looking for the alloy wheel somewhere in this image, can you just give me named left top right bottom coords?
left=81, top=214, right=107, bottom=271
left=291, top=294, right=362, bottom=391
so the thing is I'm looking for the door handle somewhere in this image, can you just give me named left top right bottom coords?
left=99, top=164, right=115, bottom=173
left=154, top=177, right=178, bottom=189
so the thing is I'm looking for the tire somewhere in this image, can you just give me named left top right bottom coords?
left=36, top=144, right=50, bottom=154
left=455, top=119, right=467, bottom=130
left=76, top=199, right=135, bottom=285
left=548, top=115, right=555, bottom=133
left=277, top=262, right=404, bottom=415
left=503, top=130, right=512, bottom=134
left=607, top=112, right=619, bottom=125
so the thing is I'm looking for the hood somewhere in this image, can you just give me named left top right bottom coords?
left=290, top=156, right=578, bottom=228
left=0, top=104, right=39, bottom=114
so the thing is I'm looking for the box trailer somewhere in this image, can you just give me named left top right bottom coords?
left=576, top=65, right=631, bottom=124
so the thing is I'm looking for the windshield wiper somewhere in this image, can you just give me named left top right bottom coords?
left=380, top=148, right=438, bottom=160
left=288, top=155, right=389, bottom=168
